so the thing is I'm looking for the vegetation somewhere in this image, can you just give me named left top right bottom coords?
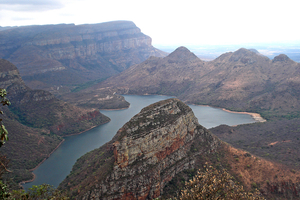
left=0, top=89, right=68, bottom=199
left=175, top=164, right=265, bottom=200
left=0, top=183, right=69, bottom=200
left=211, top=119, right=300, bottom=170
left=71, top=77, right=108, bottom=93
left=0, top=89, right=10, bottom=147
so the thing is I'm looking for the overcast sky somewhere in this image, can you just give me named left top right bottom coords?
left=0, top=0, right=299, bottom=47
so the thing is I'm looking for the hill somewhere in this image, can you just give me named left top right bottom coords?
left=0, top=21, right=166, bottom=96
left=59, top=99, right=300, bottom=199
left=0, top=59, right=110, bottom=187
left=91, top=46, right=300, bottom=119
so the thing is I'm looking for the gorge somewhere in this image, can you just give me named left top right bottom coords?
left=23, top=95, right=257, bottom=190
left=1, top=20, right=300, bottom=199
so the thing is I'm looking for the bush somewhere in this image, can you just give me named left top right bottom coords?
left=175, top=163, right=265, bottom=200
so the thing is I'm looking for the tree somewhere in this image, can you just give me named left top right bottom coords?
left=0, top=89, right=10, bottom=147
left=9, top=184, right=69, bottom=200
left=176, top=163, right=265, bottom=200
left=0, top=88, right=11, bottom=200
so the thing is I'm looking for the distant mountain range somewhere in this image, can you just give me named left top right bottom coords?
left=91, top=46, right=300, bottom=119
left=0, top=21, right=166, bottom=95
left=2, top=20, right=300, bottom=199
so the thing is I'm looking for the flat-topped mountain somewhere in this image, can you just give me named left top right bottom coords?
left=0, top=59, right=110, bottom=187
left=59, top=99, right=300, bottom=199
left=0, top=21, right=166, bottom=94
left=94, top=47, right=300, bottom=119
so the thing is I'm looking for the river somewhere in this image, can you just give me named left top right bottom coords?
left=23, top=95, right=257, bottom=189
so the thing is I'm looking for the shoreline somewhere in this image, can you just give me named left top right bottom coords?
left=19, top=118, right=112, bottom=187
left=187, top=102, right=266, bottom=123
left=19, top=139, right=65, bottom=187
left=29, top=139, right=65, bottom=172
left=100, top=105, right=130, bottom=111
left=221, top=108, right=266, bottom=123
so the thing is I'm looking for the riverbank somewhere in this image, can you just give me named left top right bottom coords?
left=221, top=108, right=266, bottom=123
left=187, top=102, right=266, bottom=123
left=19, top=139, right=65, bottom=187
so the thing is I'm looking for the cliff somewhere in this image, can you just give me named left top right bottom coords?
left=0, top=21, right=166, bottom=94
left=59, top=98, right=221, bottom=199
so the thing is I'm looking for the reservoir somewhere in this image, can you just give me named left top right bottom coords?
left=23, top=95, right=257, bottom=189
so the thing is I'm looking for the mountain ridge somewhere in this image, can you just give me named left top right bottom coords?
left=0, top=21, right=167, bottom=95
left=91, top=46, right=300, bottom=119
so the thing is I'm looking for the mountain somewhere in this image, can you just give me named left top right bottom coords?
left=94, top=46, right=300, bottom=119
left=210, top=118, right=300, bottom=171
left=0, top=59, right=110, bottom=187
left=59, top=99, right=300, bottom=199
left=0, top=21, right=167, bottom=95
left=0, top=59, right=109, bottom=136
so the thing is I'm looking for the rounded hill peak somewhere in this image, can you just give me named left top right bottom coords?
left=228, top=48, right=265, bottom=64
left=272, top=54, right=291, bottom=62
left=166, top=46, right=200, bottom=62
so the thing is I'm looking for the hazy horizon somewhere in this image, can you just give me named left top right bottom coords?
left=1, top=0, right=299, bottom=48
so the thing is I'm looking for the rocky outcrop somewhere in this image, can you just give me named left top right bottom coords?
left=0, top=21, right=167, bottom=93
left=59, top=98, right=221, bottom=199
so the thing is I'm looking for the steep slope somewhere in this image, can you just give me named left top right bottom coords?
left=59, top=98, right=221, bottom=199
left=95, top=47, right=300, bottom=119
left=59, top=99, right=300, bottom=199
left=101, top=46, right=206, bottom=96
left=0, top=59, right=110, bottom=136
left=0, top=21, right=166, bottom=94
left=210, top=118, right=300, bottom=171
left=0, top=59, right=110, bottom=187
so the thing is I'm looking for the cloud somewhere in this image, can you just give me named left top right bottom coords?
left=0, top=0, right=64, bottom=11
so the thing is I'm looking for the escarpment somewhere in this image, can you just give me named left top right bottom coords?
left=59, top=98, right=221, bottom=199
left=0, top=21, right=166, bottom=93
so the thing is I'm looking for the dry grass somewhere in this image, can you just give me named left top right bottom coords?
left=224, top=145, right=300, bottom=191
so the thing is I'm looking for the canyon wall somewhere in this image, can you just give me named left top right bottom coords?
left=0, top=21, right=166, bottom=92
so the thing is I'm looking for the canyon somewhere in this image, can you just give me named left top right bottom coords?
left=1, top=21, right=300, bottom=199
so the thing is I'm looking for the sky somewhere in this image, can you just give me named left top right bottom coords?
left=0, top=0, right=299, bottom=47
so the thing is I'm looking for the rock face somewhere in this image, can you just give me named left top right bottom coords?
left=0, top=21, right=166, bottom=92
left=59, top=98, right=220, bottom=199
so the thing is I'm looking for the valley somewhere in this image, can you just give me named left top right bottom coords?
left=1, top=20, right=300, bottom=199
left=23, top=94, right=257, bottom=190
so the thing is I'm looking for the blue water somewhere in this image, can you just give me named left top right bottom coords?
left=23, top=95, right=256, bottom=189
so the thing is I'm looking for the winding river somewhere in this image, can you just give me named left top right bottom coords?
left=23, top=95, right=258, bottom=189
